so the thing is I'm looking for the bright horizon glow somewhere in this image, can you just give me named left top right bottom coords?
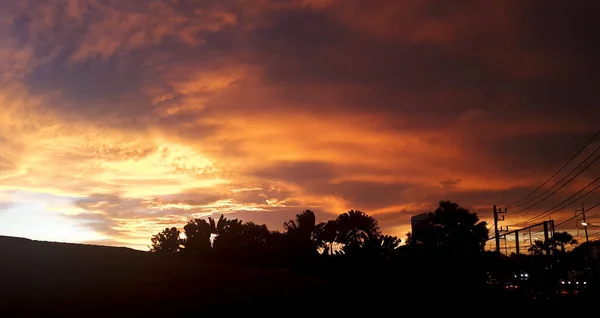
left=0, top=191, right=105, bottom=244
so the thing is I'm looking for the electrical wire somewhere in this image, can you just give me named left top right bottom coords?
left=485, top=219, right=494, bottom=230
left=520, top=181, right=600, bottom=226
left=508, top=176, right=600, bottom=227
left=506, top=129, right=600, bottom=208
left=553, top=202, right=600, bottom=229
left=507, top=154, right=600, bottom=215
left=508, top=144, right=600, bottom=213
left=588, top=230, right=600, bottom=239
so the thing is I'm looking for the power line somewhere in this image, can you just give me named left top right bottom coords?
left=586, top=230, right=600, bottom=240
left=485, top=217, right=494, bottom=230
left=508, top=176, right=600, bottom=227
left=553, top=214, right=581, bottom=229
left=508, top=144, right=600, bottom=213
left=506, top=129, right=600, bottom=208
left=507, top=154, right=600, bottom=215
left=589, top=230, right=600, bottom=239
left=520, top=180, right=600, bottom=226
left=553, top=202, right=600, bottom=228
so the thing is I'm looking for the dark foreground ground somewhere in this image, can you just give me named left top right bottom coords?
left=0, top=236, right=595, bottom=316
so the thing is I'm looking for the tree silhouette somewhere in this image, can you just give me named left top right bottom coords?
left=314, top=220, right=340, bottom=255
left=361, top=234, right=401, bottom=258
left=237, top=222, right=270, bottom=251
left=149, top=227, right=181, bottom=253
left=182, top=219, right=212, bottom=255
left=408, top=201, right=488, bottom=254
left=379, top=235, right=402, bottom=252
left=284, top=210, right=316, bottom=238
left=265, top=230, right=288, bottom=264
left=267, top=230, right=286, bottom=251
left=335, top=210, right=381, bottom=253
left=283, top=210, right=319, bottom=260
left=528, top=240, right=547, bottom=255
left=553, top=231, right=578, bottom=253
left=210, top=216, right=244, bottom=252
left=570, top=239, right=600, bottom=261
left=208, top=215, right=227, bottom=236
left=179, top=215, right=274, bottom=258
left=404, top=232, right=415, bottom=246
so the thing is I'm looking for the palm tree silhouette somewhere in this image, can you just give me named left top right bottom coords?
left=283, top=210, right=319, bottom=259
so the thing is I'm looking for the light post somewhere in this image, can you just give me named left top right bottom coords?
left=582, top=222, right=599, bottom=227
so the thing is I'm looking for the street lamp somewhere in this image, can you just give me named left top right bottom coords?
left=582, top=222, right=588, bottom=226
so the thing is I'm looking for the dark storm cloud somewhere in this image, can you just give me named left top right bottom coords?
left=254, top=161, right=336, bottom=185
left=26, top=54, right=146, bottom=109
left=469, top=130, right=600, bottom=176
left=252, top=161, right=416, bottom=211
left=13, top=0, right=600, bottom=126
left=234, top=0, right=600, bottom=124
left=313, top=181, right=414, bottom=211
left=241, top=9, right=509, bottom=116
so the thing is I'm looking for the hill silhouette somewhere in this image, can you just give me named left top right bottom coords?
left=0, top=235, right=330, bottom=316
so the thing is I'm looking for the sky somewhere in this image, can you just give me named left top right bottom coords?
left=1, top=0, right=599, bottom=250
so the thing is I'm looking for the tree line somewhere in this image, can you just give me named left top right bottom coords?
left=150, top=209, right=399, bottom=263
left=148, top=200, right=600, bottom=306
left=150, top=201, right=495, bottom=266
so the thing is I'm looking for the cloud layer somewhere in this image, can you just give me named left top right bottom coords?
left=1, top=0, right=599, bottom=249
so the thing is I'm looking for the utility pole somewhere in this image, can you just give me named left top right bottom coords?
left=494, top=205, right=506, bottom=253
left=581, top=202, right=589, bottom=243
left=494, top=205, right=500, bottom=253
left=525, top=230, right=533, bottom=255
left=543, top=221, right=550, bottom=256
left=515, top=230, right=520, bottom=255
left=550, top=219, right=556, bottom=255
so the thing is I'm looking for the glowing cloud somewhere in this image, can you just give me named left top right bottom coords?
left=0, top=0, right=598, bottom=249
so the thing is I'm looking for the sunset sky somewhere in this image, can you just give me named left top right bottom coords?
left=1, top=0, right=599, bottom=250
